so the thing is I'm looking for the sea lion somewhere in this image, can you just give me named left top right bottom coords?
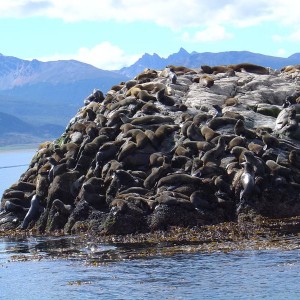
left=52, top=199, right=73, bottom=216
left=200, top=125, right=219, bottom=142
left=226, top=136, right=246, bottom=151
left=138, top=90, right=157, bottom=102
left=183, top=140, right=214, bottom=153
left=141, top=101, right=160, bottom=115
left=123, top=128, right=152, bottom=148
left=156, top=88, right=176, bottom=106
left=243, top=151, right=266, bottom=175
left=201, top=65, right=231, bottom=74
left=95, top=140, right=124, bottom=165
left=214, top=175, right=232, bottom=196
left=207, top=117, right=238, bottom=130
left=154, top=124, right=179, bottom=142
left=180, top=120, right=193, bottom=136
left=186, top=122, right=204, bottom=141
left=234, top=119, right=257, bottom=139
left=125, top=84, right=142, bottom=98
left=3, top=190, right=25, bottom=200
left=266, top=160, right=291, bottom=177
left=135, top=68, right=158, bottom=81
left=70, top=175, right=85, bottom=197
left=119, top=113, right=174, bottom=126
left=117, top=140, right=137, bottom=161
left=289, top=149, right=300, bottom=169
left=20, top=194, right=44, bottom=229
left=222, top=111, right=244, bottom=121
left=277, top=108, right=300, bottom=139
left=259, top=131, right=279, bottom=150
left=190, top=157, right=203, bottom=176
left=247, top=142, right=264, bottom=156
left=230, top=146, right=248, bottom=163
left=109, top=84, right=124, bottom=92
left=230, top=63, right=269, bottom=75
left=144, top=163, right=172, bottom=189
left=4, top=200, right=28, bottom=213
left=109, top=97, right=142, bottom=112
left=125, top=79, right=138, bottom=90
left=224, top=97, right=239, bottom=107
left=190, top=190, right=217, bottom=211
left=193, top=112, right=211, bottom=126
left=101, top=160, right=124, bottom=184
left=114, top=169, right=143, bottom=191
left=166, top=65, right=195, bottom=74
left=157, top=174, right=203, bottom=188
left=200, top=136, right=226, bottom=166
left=84, top=89, right=104, bottom=105
left=274, top=102, right=293, bottom=131
left=199, top=75, right=214, bottom=88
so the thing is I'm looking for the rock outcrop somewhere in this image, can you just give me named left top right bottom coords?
left=1, top=63, right=300, bottom=235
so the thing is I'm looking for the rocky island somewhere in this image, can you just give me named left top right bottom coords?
left=1, top=63, right=300, bottom=248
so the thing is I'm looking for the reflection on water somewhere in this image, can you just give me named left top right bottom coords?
left=1, top=236, right=300, bottom=300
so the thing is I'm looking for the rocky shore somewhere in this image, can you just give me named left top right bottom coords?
left=1, top=62, right=300, bottom=242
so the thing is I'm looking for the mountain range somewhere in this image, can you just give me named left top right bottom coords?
left=0, top=48, right=299, bottom=146
left=118, top=48, right=300, bottom=78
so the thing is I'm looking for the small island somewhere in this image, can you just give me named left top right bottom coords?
left=1, top=63, right=300, bottom=252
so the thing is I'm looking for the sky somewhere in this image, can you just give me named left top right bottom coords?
left=1, top=0, right=300, bottom=70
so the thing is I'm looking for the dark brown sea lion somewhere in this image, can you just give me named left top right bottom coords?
left=201, top=65, right=231, bottom=74
left=207, top=117, right=238, bottom=130
left=119, top=113, right=174, bottom=126
left=234, top=119, right=257, bottom=139
left=138, top=90, right=157, bottom=102
left=226, top=136, right=246, bottom=151
left=52, top=199, right=73, bottom=216
left=141, top=101, right=160, bottom=114
left=243, top=151, right=266, bottom=175
left=230, top=63, right=269, bottom=75
left=186, top=122, right=204, bottom=141
left=157, top=174, right=203, bottom=188
left=200, top=125, right=219, bottom=142
left=156, top=88, right=176, bottom=106
left=259, top=131, right=279, bottom=150
left=200, top=136, right=226, bottom=166
left=144, top=163, right=172, bottom=189
left=166, top=65, right=195, bottom=74
left=266, top=160, right=291, bottom=177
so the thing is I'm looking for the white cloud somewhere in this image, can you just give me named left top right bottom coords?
left=276, top=48, right=287, bottom=57
left=272, top=30, right=300, bottom=43
left=289, top=30, right=300, bottom=42
left=272, top=35, right=284, bottom=42
left=36, top=42, right=141, bottom=70
left=1, top=0, right=300, bottom=32
left=182, top=25, right=233, bottom=43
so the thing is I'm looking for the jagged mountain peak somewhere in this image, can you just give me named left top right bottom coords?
left=118, top=49, right=300, bottom=78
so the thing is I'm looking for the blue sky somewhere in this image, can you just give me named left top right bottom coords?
left=0, top=0, right=300, bottom=70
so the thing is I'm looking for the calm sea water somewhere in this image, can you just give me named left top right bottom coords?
left=1, top=150, right=300, bottom=300
left=0, top=148, right=36, bottom=197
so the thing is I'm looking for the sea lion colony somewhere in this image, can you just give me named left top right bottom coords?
left=1, top=63, right=300, bottom=236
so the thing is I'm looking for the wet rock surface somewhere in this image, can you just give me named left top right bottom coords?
left=1, top=64, right=300, bottom=237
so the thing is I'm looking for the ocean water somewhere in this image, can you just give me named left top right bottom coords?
left=0, top=235, right=300, bottom=300
left=0, top=148, right=36, bottom=196
left=1, top=150, right=300, bottom=299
